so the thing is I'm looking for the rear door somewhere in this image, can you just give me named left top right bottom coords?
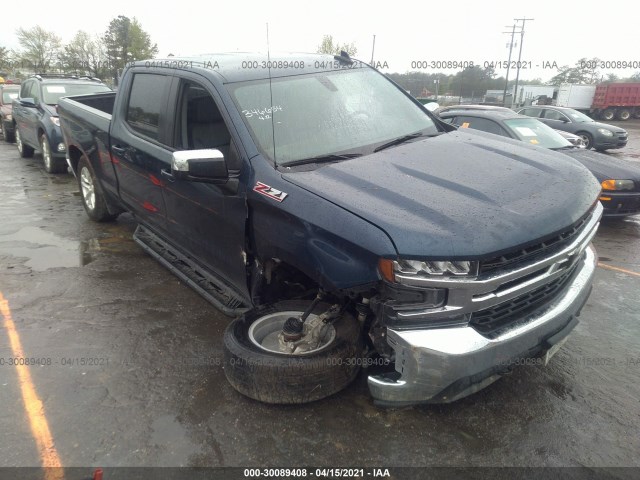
left=109, top=69, right=174, bottom=233
left=160, top=72, right=250, bottom=299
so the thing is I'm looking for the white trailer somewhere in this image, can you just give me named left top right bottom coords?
left=555, top=84, right=596, bottom=110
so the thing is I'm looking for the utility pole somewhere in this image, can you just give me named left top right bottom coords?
left=502, top=24, right=517, bottom=107
left=513, top=17, right=534, bottom=108
left=370, top=35, right=376, bottom=64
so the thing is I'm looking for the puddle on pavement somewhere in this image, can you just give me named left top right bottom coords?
left=0, top=226, right=135, bottom=271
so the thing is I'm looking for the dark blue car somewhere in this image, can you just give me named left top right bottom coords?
left=12, top=75, right=110, bottom=173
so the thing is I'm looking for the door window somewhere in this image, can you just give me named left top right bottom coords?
left=174, top=81, right=240, bottom=170
left=543, top=109, right=569, bottom=122
left=126, top=73, right=171, bottom=141
left=454, top=116, right=509, bottom=136
left=20, top=81, right=34, bottom=100
left=519, top=108, right=541, bottom=117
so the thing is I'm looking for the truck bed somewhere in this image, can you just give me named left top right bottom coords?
left=58, top=92, right=115, bottom=135
left=593, top=83, right=640, bottom=108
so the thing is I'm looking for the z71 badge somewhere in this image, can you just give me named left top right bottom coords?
left=253, top=182, right=288, bottom=202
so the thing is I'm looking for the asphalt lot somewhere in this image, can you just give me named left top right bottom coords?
left=0, top=122, right=639, bottom=472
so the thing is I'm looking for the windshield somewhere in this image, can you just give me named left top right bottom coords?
left=503, top=118, right=573, bottom=149
left=2, top=90, right=19, bottom=104
left=566, top=109, right=593, bottom=123
left=227, top=68, right=438, bottom=166
left=42, top=83, right=111, bottom=105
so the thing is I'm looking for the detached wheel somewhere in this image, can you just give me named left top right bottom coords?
left=78, top=156, right=117, bottom=222
left=223, top=300, right=363, bottom=404
left=40, top=134, right=67, bottom=173
left=16, top=128, right=34, bottom=158
left=577, top=132, right=594, bottom=150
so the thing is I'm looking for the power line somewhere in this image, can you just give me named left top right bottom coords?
left=502, top=24, right=517, bottom=107
left=512, top=17, right=534, bottom=108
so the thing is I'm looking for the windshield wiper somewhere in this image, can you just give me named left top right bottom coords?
left=282, top=153, right=363, bottom=167
left=374, top=132, right=443, bottom=152
left=550, top=145, right=578, bottom=151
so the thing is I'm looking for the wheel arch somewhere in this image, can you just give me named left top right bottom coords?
left=67, top=145, right=83, bottom=175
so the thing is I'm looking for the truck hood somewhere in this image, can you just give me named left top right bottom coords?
left=282, top=131, right=601, bottom=258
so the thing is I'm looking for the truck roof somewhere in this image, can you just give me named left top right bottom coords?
left=129, top=52, right=368, bottom=83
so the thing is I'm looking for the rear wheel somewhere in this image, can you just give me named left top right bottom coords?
left=40, top=134, right=67, bottom=173
left=600, top=109, right=615, bottom=121
left=78, top=156, right=117, bottom=222
left=16, top=128, right=34, bottom=158
left=1, top=121, right=15, bottom=143
left=577, top=132, right=594, bottom=150
left=223, top=300, right=363, bottom=404
left=616, top=108, right=631, bottom=121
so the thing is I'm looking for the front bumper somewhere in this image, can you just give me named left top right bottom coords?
left=600, top=193, right=640, bottom=217
left=368, top=244, right=597, bottom=406
left=594, top=134, right=627, bottom=150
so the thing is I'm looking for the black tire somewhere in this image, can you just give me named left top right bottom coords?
left=77, top=156, right=117, bottom=222
left=600, top=109, right=615, bottom=121
left=40, top=134, right=67, bottom=173
left=223, top=300, right=363, bottom=404
left=2, top=121, right=15, bottom=143
left=577, top=131, right=594, bottom=150
left=616, top=108, right=631, bottom=121
left=16, top=127, right=34, bottom=158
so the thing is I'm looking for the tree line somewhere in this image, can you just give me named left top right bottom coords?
left=0, top=16, right=158, bottom=86
left=387, top=58, right=640, bottom=99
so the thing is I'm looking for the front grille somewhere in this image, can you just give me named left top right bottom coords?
left=470, top=262, right=580, bottom=338
left=479, top=213, right=590, bottom=274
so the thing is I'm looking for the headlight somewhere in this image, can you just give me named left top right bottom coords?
left=597, top=128, right=613, bottom=137
left=379, top=258, right=479, bottom=284
left=51, top=117, right=60, bottom=126
left=601, top=179, right=634, bottom=191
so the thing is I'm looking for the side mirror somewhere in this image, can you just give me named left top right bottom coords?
left=172, top=149, right=228, bottom=184
left=20, top=98, right=37, bottom=108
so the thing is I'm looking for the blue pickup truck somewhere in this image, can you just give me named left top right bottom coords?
left=58, top=53, right=602, bottom=406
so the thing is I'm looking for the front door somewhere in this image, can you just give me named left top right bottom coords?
left=160, top=74, right=250, bottom=299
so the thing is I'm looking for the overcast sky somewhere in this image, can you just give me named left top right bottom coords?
left=2, top=0, right=639, bottom=81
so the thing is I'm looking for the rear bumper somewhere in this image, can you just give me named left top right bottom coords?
left=368, top=244, right=597, bottom=406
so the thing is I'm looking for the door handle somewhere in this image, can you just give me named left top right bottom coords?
left=161, top=169, right=175, bottom=182
left=111, top=145, right=127, bottom=155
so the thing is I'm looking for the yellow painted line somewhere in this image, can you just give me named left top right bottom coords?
left=598, top=262, right=640, bottom=277
left=0, top=292, right=64, bottom=480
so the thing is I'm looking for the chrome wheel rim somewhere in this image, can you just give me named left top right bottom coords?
left=42, top=138, right=51, bottom=170
left=16, top=129, right=23, bottom=153
left=248, top=311, right=336, bottom=355
left=579, top=134, right=591, bottom=148
left=80, top=167, right=96, bottom=210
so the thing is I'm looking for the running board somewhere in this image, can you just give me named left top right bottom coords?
left=133, top=225, right=249, bottom=316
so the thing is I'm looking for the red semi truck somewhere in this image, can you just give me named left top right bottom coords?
left=591, top=82, right=640, bottom=121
